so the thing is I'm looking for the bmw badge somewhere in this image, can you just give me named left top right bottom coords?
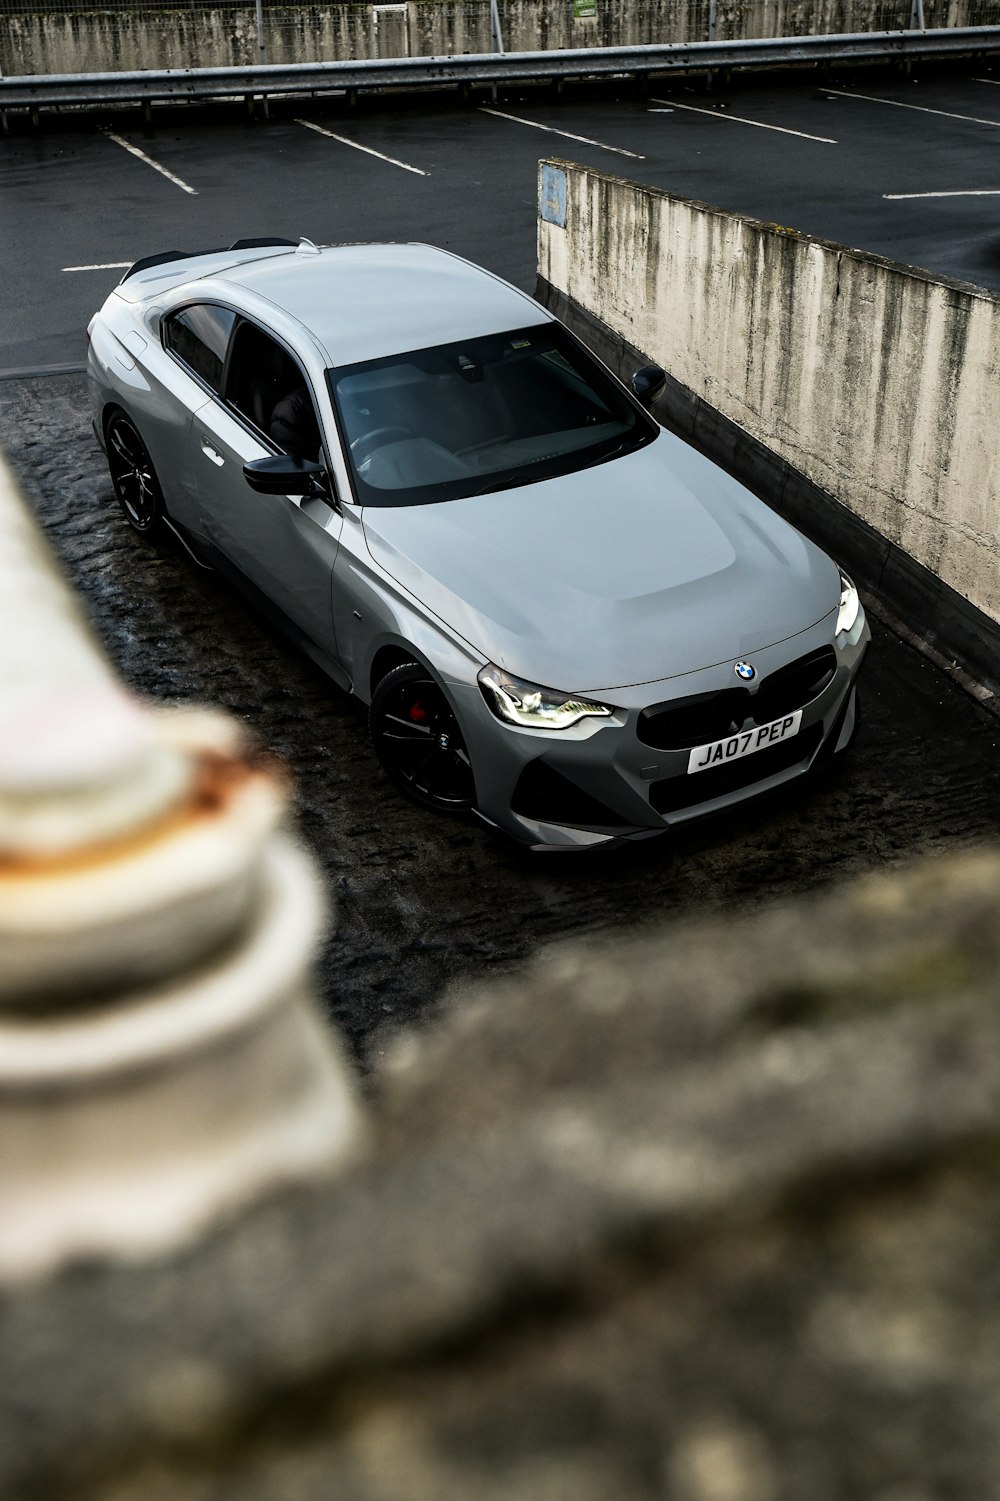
left=734, top=661, right=756, bottom=682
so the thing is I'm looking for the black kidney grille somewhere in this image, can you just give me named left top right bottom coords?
left=750, top=646, right=837, bottom=724
left=650, top=722, right=823, bottom=813
left=638, top=647, right=837, bottom=751
left=638, top=686, right=749, bottom=751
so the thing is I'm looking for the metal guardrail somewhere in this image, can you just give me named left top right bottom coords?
left=3, top=26, right=1000, bottom=110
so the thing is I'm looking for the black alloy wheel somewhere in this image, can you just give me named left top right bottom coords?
left=370, top=662, right=476, bottom=814
left=106, top=413, right=164, bottom=535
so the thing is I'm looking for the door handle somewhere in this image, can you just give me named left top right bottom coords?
left=200, top=440, right=224, bottom=466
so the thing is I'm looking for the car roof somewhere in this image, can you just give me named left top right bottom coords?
left=218, top=243, right=550, bottom=366
left=175, top=242, right=551, bottom=367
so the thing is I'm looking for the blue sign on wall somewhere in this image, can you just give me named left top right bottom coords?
left=539, top=164, right=568, bottom=229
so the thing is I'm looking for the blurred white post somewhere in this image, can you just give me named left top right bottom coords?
left=0, top=449, right=362, bottom=1284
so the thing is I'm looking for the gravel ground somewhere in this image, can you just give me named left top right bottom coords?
left=5, top=371, right=1000, bottom=1064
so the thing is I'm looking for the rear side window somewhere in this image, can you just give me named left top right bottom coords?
left=164, top=304, right=236, bottom=392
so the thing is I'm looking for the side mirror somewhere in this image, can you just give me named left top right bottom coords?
left=243, top=454, right=330, bottom=497
left=631, top=365, right=667, bottom=406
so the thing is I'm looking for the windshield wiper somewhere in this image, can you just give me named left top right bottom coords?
left=464, top=435, right=641, bottom=499
left=467, top=471, right=540, bottom=497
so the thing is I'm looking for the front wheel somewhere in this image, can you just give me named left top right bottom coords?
left=106, top=412, right=164, bottom=536
left=370, top=663, right=476, bottom=814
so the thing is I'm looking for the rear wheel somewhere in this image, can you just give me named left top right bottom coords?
left=370, top=662, right=475, bottom=814
left=106, top=412, right=163, bottom=536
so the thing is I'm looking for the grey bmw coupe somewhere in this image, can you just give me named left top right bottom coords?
left=88, top=238, right=869, bottom=850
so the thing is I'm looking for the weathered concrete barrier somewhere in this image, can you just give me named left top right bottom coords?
left=537, top=158, right=1000, bottom=697
left=4, top=0, right=995, bottom=76
left=1, top=0, right=483, bottom=75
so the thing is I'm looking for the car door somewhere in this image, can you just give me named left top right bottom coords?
left=141, top=301, right=239, bottom=534
left=184, top=313, right=344, bottom=659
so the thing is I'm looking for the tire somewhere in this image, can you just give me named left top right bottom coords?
left=106, top=412, right=164, bottom=536
left=370, top=662, right=476, bottom=814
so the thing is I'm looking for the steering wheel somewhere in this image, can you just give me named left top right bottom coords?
left=350, top=426, right=413, bottom=465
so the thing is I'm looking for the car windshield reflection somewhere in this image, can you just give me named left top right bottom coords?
left=328, top=324, right=656, bottom=507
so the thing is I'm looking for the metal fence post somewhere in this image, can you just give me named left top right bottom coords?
left=255, top=0, right=266, bottom=64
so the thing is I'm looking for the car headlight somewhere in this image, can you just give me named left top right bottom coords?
left=478, top=665, right=614, bottom=730
left=836, top=571, right=861, bottom=636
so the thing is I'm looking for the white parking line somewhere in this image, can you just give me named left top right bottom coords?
left=63, top=261, right=132, bottom=272
left=825, top=88, right=1000, bottom=129
left=296, top=118, right=428, bottom=175
left=479, top=107, right=646, bottom=159
left=650, top=98, right=836, bottom=143
left=105, top=132, right=198, bottom=195
left=884, top=189, right=1000, bottom=199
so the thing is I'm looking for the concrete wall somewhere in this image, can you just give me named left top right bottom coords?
left=0, top=2, right=482, bottom=74
left=537, top=159, right=1000, bottom=673
left=0, top=1, right=485, bottom=74
left=6, top=0, right=1000, bottom=77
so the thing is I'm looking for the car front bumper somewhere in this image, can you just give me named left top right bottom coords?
left=452, top=609, right=870, bottom=851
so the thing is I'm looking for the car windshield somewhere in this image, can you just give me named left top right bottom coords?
left=327, top=323, right=657, bottom=507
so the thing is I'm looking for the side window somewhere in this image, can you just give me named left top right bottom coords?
left=226, top=321, right=322, bottom=459
left=163, top=304, right=236, bottom=393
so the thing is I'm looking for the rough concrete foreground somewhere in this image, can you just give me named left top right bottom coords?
left=5, top=847, right=1000, bottom=1498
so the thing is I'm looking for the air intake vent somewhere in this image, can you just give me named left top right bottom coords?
left=511, top=760, right=635, bottom=831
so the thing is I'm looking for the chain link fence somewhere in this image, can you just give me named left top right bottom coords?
left=1, top=0, right=999, bottom=77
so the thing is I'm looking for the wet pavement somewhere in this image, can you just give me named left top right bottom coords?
left=5, top=371, right=1000, bottom=1065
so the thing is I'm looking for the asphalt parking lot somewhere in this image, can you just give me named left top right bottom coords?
left=6, top=67, right=1000, bottom=370
left=4, top=70, right=1000, bottom=1063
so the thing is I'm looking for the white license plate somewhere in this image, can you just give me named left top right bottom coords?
left=687, top=710, right=803, bottom=775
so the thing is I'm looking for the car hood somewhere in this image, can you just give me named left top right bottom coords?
left=361, top=430, right=840, bottom=692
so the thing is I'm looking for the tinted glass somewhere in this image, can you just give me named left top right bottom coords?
left=327, top=323, right=656, bottom=507
left=164, top=304, right=236, bottom=392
